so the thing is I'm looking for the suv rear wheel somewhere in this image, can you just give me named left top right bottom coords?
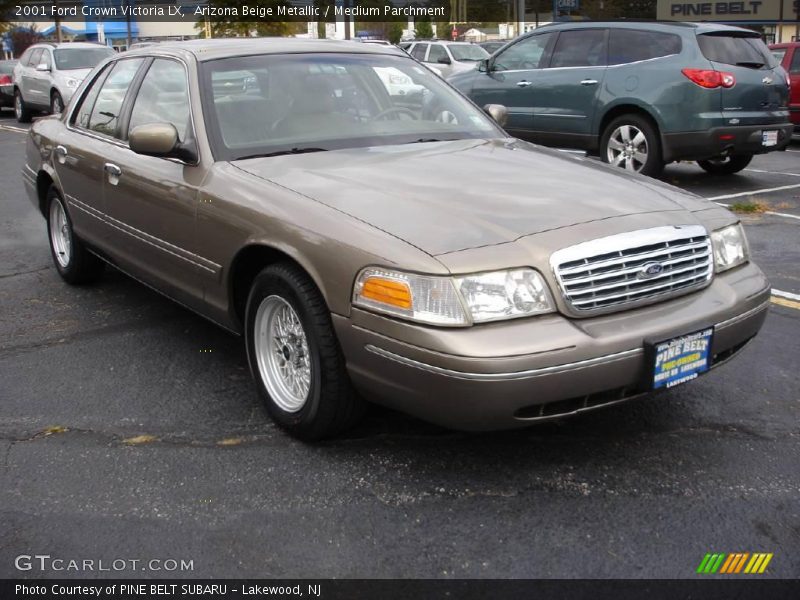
left=697, top=154, right=753, bottom=175
left=600, top=114, right=663, bottom=178
left=14, top=89, right=32, bottom=123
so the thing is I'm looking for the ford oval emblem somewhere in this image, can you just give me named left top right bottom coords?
left=762, top=76, right=773, bottom=85
left=640, top=262, right=664, bottom=279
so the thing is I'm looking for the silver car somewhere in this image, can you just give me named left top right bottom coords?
left=12, top=42, right=114, bottom=120
left=407, top=41, right=489, bottom=78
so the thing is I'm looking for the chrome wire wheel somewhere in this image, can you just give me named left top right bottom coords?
left=49, top=197, right=72, bottom=268
left=606, top=124, right=649, bottom=172
left=254, top=295, right=312, bottom=413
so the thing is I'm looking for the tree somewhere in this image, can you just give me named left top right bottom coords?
left=387, top=22, right=403, bottom=44
left=415, top=20, right=433, bottom=40
left=195, top=0, right=303, bottom=38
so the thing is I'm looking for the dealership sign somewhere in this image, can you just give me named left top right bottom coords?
left=657, top=1, right=785, bottom=21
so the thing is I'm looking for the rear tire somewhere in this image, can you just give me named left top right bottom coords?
left=244, top=263, right=364, bottom=441
left=600, top=114, right=664, bottom=178
left=14, top=89, right=32, bottom=123
left=697, top=154, right=753, bottom=175
left=46, top=187, right=105, bottom=284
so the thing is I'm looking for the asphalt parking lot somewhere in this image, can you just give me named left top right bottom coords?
left=0, top=111, right=798, bottom=580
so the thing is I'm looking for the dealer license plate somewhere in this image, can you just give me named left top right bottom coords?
left=762, top=131, right=778, bottom=147
left=652, top=328, right=713, bottom=390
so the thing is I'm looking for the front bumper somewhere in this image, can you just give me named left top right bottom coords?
left=662, top=123, right=793, bottom=162
left=334, top=262, right=770, bottom=431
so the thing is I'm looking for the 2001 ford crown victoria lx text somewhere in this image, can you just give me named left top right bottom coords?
left=23, top=39, right=770, bottom=440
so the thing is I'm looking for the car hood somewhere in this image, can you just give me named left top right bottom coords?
left=233, top=139, right=714, bottom=256
left=55, top=68, right=92, bottom=82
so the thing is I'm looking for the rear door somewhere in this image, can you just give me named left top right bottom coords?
left=530, top=28, right=608, bottom=148
left=787, top=47, right=800, bottom=125
left=21, top=48, right=44, bottom=105
left=696, top=31, right=789, bottom=127
left=28, top=48, right=53, bottom=105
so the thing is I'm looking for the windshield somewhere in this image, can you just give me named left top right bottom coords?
left=0, top=61, right=15, bottom=75
left=54, top=48, right=114, bottom=71
left=448, top=44, right=489, bottom=62
left=697, top=33, right=778, bottom=69
left=200, top=53, right=501, bottom=161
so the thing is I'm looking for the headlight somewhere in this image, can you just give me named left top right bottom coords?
left=711, top=223, right=748, bottom=273
left=65, top=78, right=81, bottom=88
left=352, top=267, right=554, bottom=327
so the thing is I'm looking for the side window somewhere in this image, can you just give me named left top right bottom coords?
left=790, top=50, right=800, bottom=74
left=19, top=49, right=32, bottom=67
left=128, top=59, right=190, bottom=141
left=550, top=30, right=608, bottom=68
left=28, top=49, right=43, bottom=67
left=41, top=49, right=52, bottom=70
left=608, top=30, right=681, bottom=65
left=493, top=33, right=555, bottom=71
left=411, top=44, right=428, bottom=61
left=88, top=58, right=144, bottom=138
left=427, top=45, right=447, bottom=64
left=73, top=65, right=112, bottom=129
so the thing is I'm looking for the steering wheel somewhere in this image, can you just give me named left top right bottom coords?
left=372, top=106, right=418, bottom=121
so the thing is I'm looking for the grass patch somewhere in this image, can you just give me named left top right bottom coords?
left=730, top=200, right=768, bottom=214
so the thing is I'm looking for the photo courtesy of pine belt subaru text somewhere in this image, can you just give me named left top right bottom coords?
left=22, top=38, right=771, bottom=440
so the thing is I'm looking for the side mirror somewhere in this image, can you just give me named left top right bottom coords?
left=478, top=59, right=489, bottom=73
left=129, top=122, right=197, bottom=163
left=437, top=56, right=452, bottom=65
left=483, top=104, right=508, bottom=128
left=36, top=63, right=50, bottom=72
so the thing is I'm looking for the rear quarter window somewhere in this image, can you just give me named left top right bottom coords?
left=608, top=30, right=682, bottom=65
left=790, top=50, right=800, bottom=73
left=698, top=33, right=777, bottom=68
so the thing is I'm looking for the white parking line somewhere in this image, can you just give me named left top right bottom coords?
left=0, top=124, right=27, bottom=134
left=773, top=289, right=800, bottom=302
left=764, top=210, right=800, bottom=221
left=745, top=168, right=800, bottom=177
left=706, top=184, right=800, bottom=201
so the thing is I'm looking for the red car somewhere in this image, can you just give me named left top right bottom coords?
left=770, top=42, right=800, bottom=130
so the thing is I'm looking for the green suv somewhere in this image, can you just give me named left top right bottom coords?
left=449, top=22, right=792, bottom=177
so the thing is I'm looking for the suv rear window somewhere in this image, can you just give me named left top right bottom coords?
left=697, top=33, right=777, bottom=69
left=608, top=30, right=681, bottom=65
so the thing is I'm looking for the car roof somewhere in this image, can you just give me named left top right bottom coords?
left=535, top=20, right=758, bottom=35
left=769, top=42, right=800, bottom=48
left=30, top=42, right=111, bottom=50
left=124, top=37, right=403, bottom=63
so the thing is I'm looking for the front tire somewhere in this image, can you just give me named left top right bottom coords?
left=14, top=89, right=32, bottom=123
left=600, top=114, right=663, bottom=178
left=46, top=187, right=104, bottom=284
left=50, top=91, right=64, bottom=116
left=245, top=263, right=364, bottom=440
left=697, top=154, right=753, bottom=175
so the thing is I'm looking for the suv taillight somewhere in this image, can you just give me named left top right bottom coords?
left=0, top=75, right=11, bottom=85
left=682, top=68, right=736, bottom=89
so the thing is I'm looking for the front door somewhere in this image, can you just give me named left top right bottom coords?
left=468, top=31, right=557, bottom=137
left=100, top=57, right=207, bottom=306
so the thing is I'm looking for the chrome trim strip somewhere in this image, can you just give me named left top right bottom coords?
left=66, top=195, right=221, bottom=274
left=365, top=345, right=643, bottom=382
left=715, top=299, right=770, bottom=330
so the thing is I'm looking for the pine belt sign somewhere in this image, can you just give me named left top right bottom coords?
left=657, top=1, right=792, bottom=21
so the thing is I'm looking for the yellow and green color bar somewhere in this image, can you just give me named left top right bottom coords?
left=696, top=552, right=773, bottom=574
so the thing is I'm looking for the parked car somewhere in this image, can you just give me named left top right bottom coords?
left=405, top=40, right=489, bottom=78
left=768, top=42, right=799, bottom=131
left=23, top=39, right=769, bottom=439
left=13, top=42, right=114, bottom=121
left=450, top=22, right=792, bottom=177
left=479, top=41, right=508, bottom=54
left=0, top=59, right=17, bottom=109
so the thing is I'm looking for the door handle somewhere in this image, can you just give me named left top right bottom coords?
left=516, top=80, right=533, bottom=88
left=104, top=163, right=122, bottom=185
left=580, top=79, right=599, bottom=86
left=103, top=163, right=122, bottom=176
left=54, top=145, right=68, bottom=163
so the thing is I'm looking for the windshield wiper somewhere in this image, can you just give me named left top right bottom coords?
left=234, top=147, right=328, bottom=160
left=735, top=61, right=765, bottom=69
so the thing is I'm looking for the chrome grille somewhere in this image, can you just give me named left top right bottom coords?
left=551, top=225, right=712, bottom=314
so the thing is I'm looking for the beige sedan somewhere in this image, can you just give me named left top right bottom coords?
left=23, top=39, right=770, bottom=439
